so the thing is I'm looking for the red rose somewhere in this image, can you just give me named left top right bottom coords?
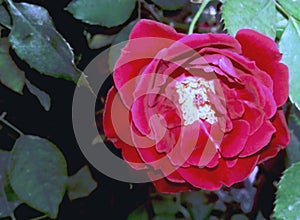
left=103, top=19, right=290, bottom=193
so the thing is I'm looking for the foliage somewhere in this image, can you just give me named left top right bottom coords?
left=279, top=18, right=300, bottom=110
left=223, top=0, right=276, bottom=38
left=66, top=0, right=136, bottom=27
left=274, top=162, right=300, bottom=220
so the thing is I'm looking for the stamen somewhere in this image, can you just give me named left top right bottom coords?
left=176, top=76, right=218, bottom=126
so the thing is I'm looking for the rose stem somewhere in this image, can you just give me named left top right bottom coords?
left=188, top=0, right=211, bottom=34
left=0, top=112, right=24, bottom=136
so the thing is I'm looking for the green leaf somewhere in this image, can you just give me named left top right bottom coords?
left=222, top=0, right=276, bottom=38
left=286, top=130, right=300, bottom=167
left=291, top=114, right=300, bottom=128
left=274, top=162, right=300, bottom=220
left=66, top=0, right=136, bottom=27
left=232, top=214, right=248, bottom=220
left=0, top=150, right=21, bottom=218
left=276, top=10, right=288, bottom=39
left=256, top=211, right=266, bottom=220
left=0, top=4, right=11, bottom=29
left=67, top=165, right=97, bottom=200
left=7, top=2, right=80, bottom=82
left=8, top=135, right=68, bottom=218
left=152, top=0, right=185, bottom=10
left=152, top=194, right=178, bottom=216
left=153, top=214, right=181, bottom=220
left=109, top=20, right=137, bottom=72
left=0, top=38, right=25, bottom=94
left=279, top=18, right=300, bottom=110
left=25, top=79, right=51, bottom=111
left=278, top=0, right=300, bottom=21
left=181, top=191, right=213, bottom=220
left=127, top=205, right=148, bottom=220
left=85, top=33, right=115, bottom=50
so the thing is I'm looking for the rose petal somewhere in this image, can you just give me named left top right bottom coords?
left=226, top=159, right=238, bottom=168
left=182, top=122, right=221, bottom=167
left=236, top=29, right=288, bottom=106
left=121, top=146, right=148, bottom=170
left=133, top=48, right=168, bottom=99
left=114, top=59, right=151, bottom=108
left=220, top=156, right=259, bottom=187
left=103, top=88, right=147, bottom=170
left=239, top=120, right=276, bottom=157
left=238, top=74, right=266, bottom=107
left=154, top=125, right=175, bottom=153
left=266, top=63, right=289, bottom=107
left=166, top=123, right=201, bottom=167
left=131, top=124, right=164, bottom=170
left=258, top=110, right=290, bottom=163
left=206, top=153, right=220, bottom=168
left=130, top=19, right=185, bottom=40
left=220, top=120, right=250, bottom=158
left=103, top=87, right=134, bottom=148
left=165, top=171, right=185, bottom=183
left=271, top=110, right=290, bottom=146
left=114, top=19, right=185, bottom=108
left=170, top=33, right=242, bottom=56
left=261, top=85, right=277, bottom=119
left=199, top=48, right=274, bottom=90
left=242, top=103, right=265, bottom=135
left=202, top=54, right=241, bottom=81
left=227, top=100, right=245, bottom=119
left=152, top=176, right=192, bottom=193
left=131, top=95, right=152, bottom=136
left=235, top=29, right=281, bottom=72
left=177, top=166, right=222, bottom=190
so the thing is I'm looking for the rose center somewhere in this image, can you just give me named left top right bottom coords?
left=176, top=76, right=217, bottom=126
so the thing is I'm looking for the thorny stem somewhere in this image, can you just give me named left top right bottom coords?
left=188, top=0, right=210, bottom=34
left=0, top=112, right=24, bottom=136
left=272, top=0, right=290, bottom=19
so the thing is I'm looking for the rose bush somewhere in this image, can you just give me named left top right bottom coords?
left=103, top=19, right=290, bottom=193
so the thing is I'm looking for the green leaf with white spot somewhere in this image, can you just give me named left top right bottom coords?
left=0, top=4, right=11, bottom=29
left=279, top=18, right=300, bottom=110
left=0, top=38, right=25, bottom=94
left=67, top=166, right=97, bottom=200
left=278, top=0, right=300, bottom=21
left=66, top=0, right=136, bottom=27
left=0, top=150, right=21, bottom=218
left=152, top=0, right=185, bottom=10
left=274, top=162, right=300, bottom=220
left=7, top=2, right=80, bottom=82
left=222, top=0, right=276, bottom=38
left=8, top=135, right=68, bottom=218
left=25, top=79, right=51, bottom=111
